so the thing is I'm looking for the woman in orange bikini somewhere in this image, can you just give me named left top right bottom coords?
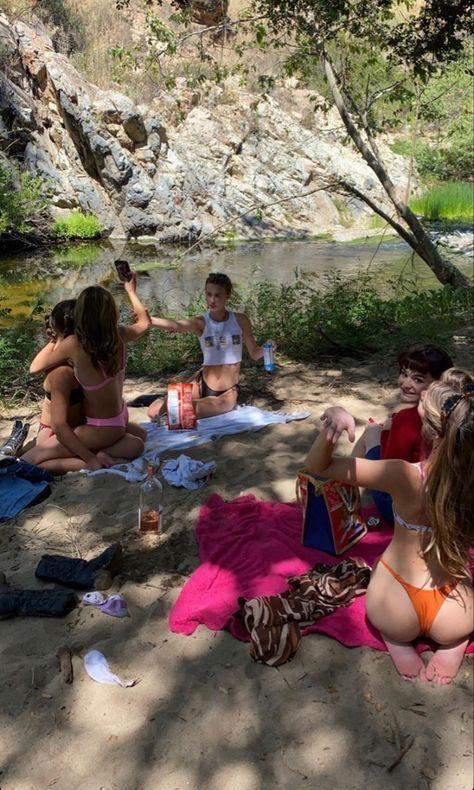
left=23, top=274, right=150, bottom=473
left=303, top=367, right=473, bottom=684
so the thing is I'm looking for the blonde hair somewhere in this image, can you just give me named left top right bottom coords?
left=421, top=367, right=474, bottom=580
left=74, top=286, right=121, bottom=375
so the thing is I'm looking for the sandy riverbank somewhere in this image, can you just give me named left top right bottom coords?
left=0, top=345, right=472, bottom=790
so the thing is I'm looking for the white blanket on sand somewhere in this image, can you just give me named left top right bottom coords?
left=86, top=405, right=310, bottom=482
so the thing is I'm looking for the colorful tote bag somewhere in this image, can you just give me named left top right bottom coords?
left=296, top=471, right=367, bottom=555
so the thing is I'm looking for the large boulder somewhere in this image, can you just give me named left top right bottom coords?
left=0, top=14, right=414, bottom=242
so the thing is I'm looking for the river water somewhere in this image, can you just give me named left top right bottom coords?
left=0, top=234, right=472, bottom=327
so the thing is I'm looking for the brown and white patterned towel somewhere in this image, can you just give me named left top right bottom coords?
left=237, top=559, right=371, bottom=666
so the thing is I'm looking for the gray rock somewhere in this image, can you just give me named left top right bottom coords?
left=122, top=111, right=147, bottom=144
left=0, top=14, right=416, bottom=243
left=126, top=177, right=154, bottom=208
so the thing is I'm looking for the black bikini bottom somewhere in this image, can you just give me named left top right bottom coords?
left=197, top=371, right=240, bottom=399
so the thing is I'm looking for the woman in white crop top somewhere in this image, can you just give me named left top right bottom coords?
left=148, top=272, right=274, bottom=419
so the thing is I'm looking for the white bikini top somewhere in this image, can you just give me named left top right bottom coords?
left=198, top=311, right=243, bottom=366
left=392, top=462, right=432, bottom=534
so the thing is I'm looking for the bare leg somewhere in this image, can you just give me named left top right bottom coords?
left=36, top=434, right=144, bottom=474
left=191, top=378, right=238, bottom=419
left=365, top=561, right=425, bottom=681
left=97, top=434, right=144, bottom=466
left=425, top=639, right=470, bottom=685
left=425, top=584, right=473, bottom=684
left=382, top=636, right=426, bottom=682
left=37, top=457, right=88, bottom=474
left=36, top=427, right=55, bottom=446
left=22, top=424, right=126, bottom=467
left=148, top=397, right=166, bottom=420
left=127, top=421, right=147, bottom=441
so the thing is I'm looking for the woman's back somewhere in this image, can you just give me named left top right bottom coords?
left=73, top=335, right=126, bottom=419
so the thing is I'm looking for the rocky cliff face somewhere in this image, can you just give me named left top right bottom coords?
left=0, top=13, right=411, bottom=242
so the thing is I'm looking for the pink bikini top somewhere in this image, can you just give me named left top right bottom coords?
left=75, top=341, right=127, bottom=392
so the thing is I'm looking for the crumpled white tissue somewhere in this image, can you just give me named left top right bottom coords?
left=84, top=650, right=137, bottom=687
left=161, top=454, right=217, bottom=489
left=82, top=591, right=108, bottom=606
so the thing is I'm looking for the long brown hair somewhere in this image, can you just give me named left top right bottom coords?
left=421, top=368, right=474, bottom=580
left=74, top=286, right=121, bottom=375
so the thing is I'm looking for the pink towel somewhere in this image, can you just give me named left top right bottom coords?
left=169, top=493, right=473, bottom=654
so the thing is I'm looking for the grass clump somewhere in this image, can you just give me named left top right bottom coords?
left=52, top=211, right=102, bottom=240
left=410, top=183, right=473, bottom=221
left=0, top=161, right=47, bottom=238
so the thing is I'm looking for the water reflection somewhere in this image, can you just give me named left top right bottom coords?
left=0, top=237, right=472, bottom=327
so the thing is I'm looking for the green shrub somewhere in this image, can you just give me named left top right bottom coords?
left=410, top=183, right=474, bottom=221
left=126, top=274, right=473, bottom=378
left=0, top=162, right=46, bottom=236
left=0, top=298, right=44, bottom=400
left=52, top=211, right=102, bottom=240
left=3, top=274, right=471, bottom=400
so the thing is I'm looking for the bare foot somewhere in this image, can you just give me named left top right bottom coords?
left=96, top=451, right=116, bottom=468
left=425, top=639, right=470, bottom=685
left=384, top=637, right=426, bottom=681
left=147, top=398, right=165, bottom=420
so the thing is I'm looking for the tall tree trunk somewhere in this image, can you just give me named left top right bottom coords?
left=322, top=50, right=471, bottom=289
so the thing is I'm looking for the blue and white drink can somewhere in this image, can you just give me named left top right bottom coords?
left=262, top=341, right=275, bottom=372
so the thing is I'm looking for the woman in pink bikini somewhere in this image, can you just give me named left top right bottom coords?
left=303, top=367, right=473, bottom=684
left=23, top=274, right=150, bottom=473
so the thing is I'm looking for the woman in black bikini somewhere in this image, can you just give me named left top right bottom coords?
left=148, top=272, right=274, bottom=420
left=36, top=300, right=84, bottom=445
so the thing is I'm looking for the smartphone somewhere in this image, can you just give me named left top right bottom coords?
left=114, top=259, right=132, bottom=282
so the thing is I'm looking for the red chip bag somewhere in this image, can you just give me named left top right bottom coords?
left=167, top=382, right=197, bottom=430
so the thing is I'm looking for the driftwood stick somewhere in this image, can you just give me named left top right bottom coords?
left=387, top=735, right=414, bottom=772
left=57, top=646, right=74, bottom=684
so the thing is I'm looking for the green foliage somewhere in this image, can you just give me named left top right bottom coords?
left=126, top=274, right=473, bottom=379
left=126, top=291, right=206, bottom=376
left=390, top=54, right=474, bottom=182
left=410, top=183, right=474, bottom=221
left=55, top=243, right=104, bottom=266
left=2, top=272, right=471, bottom=398
left=52, top=211, right=102, bottom=240
left=0, top=297, right=44, bottom=400
left=35, top=0, right=86, bottom=55
left=0, top=162, right=46, bottom=236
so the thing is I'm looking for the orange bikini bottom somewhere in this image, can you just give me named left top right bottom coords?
left=379, top=559, right=456, bottom=636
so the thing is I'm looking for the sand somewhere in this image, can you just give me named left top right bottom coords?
left=0, top=349, right=472, bottom=790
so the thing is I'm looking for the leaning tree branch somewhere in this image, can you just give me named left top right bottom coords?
left=175, top=184, right=330, bottom=262
left=329, top=178, right=417, bottom=247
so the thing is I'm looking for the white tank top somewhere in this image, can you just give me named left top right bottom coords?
left=199, top=311, right=243, bottom=365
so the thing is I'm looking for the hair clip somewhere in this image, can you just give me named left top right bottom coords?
left=441, top=383, right=474, bottom=424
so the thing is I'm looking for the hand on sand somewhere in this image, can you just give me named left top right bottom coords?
left=320, top=406, right=356, bottom=444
